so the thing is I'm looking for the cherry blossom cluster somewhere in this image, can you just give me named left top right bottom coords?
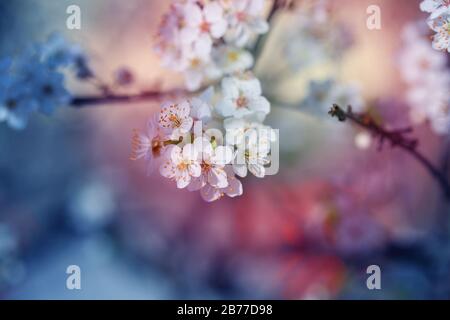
left=420, top=0, right=450, bottom=52
left=133, top=0, right=276, bottom=202
left=154, top=0, right=269, bottom=91
left=0, top=34, right=88, bottom=129
left=399, top=22, right=450, bottom=134
left=131, top=74, right=277, bottom=202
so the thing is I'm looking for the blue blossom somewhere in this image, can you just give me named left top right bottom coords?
left=0, top=83, right=37, bottom=129
left=23, top=63, right=71, bottom=115
left=39, top=33, right=93, bottom=79
left=0, top=57, right=12, bottom=86
left=39, top=33, right=84, bottom=69
left=0, top=60, right=36, bottom=129
left=0, top=46, right=72, bottom=129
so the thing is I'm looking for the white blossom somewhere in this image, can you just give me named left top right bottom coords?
left=130, top=116, right=166, bottom=174
left=223, top=0, right=269, bottom=47
left=400, top=22, right=450, bottom=134
left=197, top=165, right=243, bottom=202
left=427, top=11, right=450, bottom=52
left=144, top=0, right=277, bottom=201
left=159, top=143, right=202, bottom=189
left=157, top=100, right=194, bottom=140
left=399, top=31, right=447, bottom=83
left=212, top=45, right=254, bottom=74
left=223, top=114, right=266, bottom=145
left=188, top=138, right=234, bottom=192
left=216, top=75, right=270, bottom=119
left=181, top=2, right=228, bottom=59
left=420, top=0, right=450, bottom=19
left=231, top=122, right=275, bottom=178
left=183, top=54, right=222, bottom=91
left=154, top=0, right=269, bottom=91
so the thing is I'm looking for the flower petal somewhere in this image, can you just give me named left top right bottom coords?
left=188, top=175, right=206, bottom=191
left=216, top=98, right=237, bottom=117
left=180, top=117, right=194, bottom=133
left=200, top=184, right=222, bottom=202
left=249, top=96, right=270, bottom=114
left=176, top=170, right=191, bottom=189
left=239, top=77, right=262, bottom=97
left=182, top=143, right=199, bottom=161
left=184, top=3, right=203, bottom=27
left=248, top=163, right=265, bottom=178
left=211, top=19, right=228, bottom=38
left=177, top=100, right=191, bottom=118
left=212, top=146, right=234, bottom=165
left=159, top=160, right=176, bottom=179
left=223, top=175, right=243, bottom=198
left=189, top=162, right=202, bottom=177
left=205, top=2, right=223, bottom=23
left=233, top=163, right=248, bottom=178
left=208, top=167, right=228, bottom=188
left=169, top=145, right=183, bottom=163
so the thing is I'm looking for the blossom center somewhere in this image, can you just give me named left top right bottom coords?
left=191, top=58, right=201, bottom=68
left=236, top=96, right=248, bottom=108
left=42, top=84, right=54, bottom=96
left=169, top=114, right=182, bottom=127
left=236, top=12, right=247, bottom=22
left=177, top=161, right=189, bottom=171
left=178, top=18, right=186, bottom=29
left=201, top=161, right=212, bottom=172
left=5, top=99, right=17, bottom=110
left=152, top=139, right=163, bottom=157
left=227, top=51, right=239, bottom=62
left=200, top=21, right=211, bottom=33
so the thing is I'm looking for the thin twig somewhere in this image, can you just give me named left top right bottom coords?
left=70, top=88, right=190, bottom=108
left=252, top=0, right=284, bottom=63
left=329, top=104, right=450, bottom=200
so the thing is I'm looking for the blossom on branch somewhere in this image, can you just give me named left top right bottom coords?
left=135, top=0, right=277, bottom=201
left=399, top=22, right=450, bottom=134
left=160, top=143, right=203, bottom=189
left=133, top=74, right=277, bottom=201
left=222, top=0, right=270, bottom=47
left=0, top=34, right=87, bottom=129
left=217, top=75, right=270, bottom=118
left=158, top=101, right=194, bottom=139
left=130, top=116, right=166, bottom=174
left=154, top=0, right=270, bottom=91
left=420, top=0, right=450, bottom=52
left=420, top=0, right=450, bottom=19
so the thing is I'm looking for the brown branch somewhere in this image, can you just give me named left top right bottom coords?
left=329, top=104, right=450, bottom=200
left=70, top=88, right=197, bottom=108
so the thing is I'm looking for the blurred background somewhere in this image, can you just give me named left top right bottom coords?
left=1, top=0, right=450, bottom=299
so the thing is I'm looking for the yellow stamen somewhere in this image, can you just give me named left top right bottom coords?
left=227, top=51, right=239, bottom=62
left=169, top=114, right=182, bottom=127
